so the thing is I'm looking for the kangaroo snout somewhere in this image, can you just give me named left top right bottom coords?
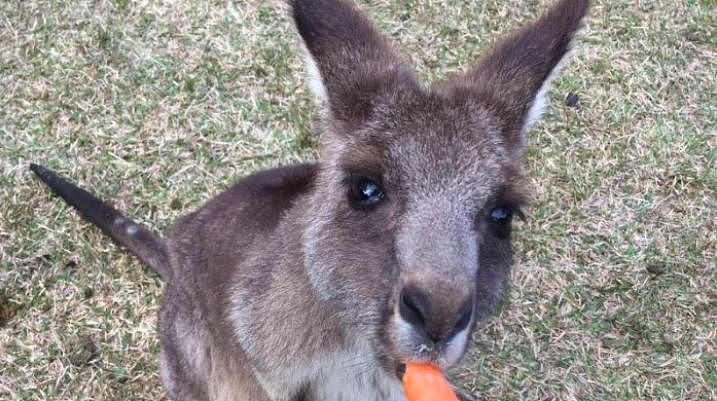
left=399, top=284, right=473, bottom=343
left=392, top=275, right=475, bottom=367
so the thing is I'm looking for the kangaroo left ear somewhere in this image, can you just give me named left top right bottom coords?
left=443, top=0, right=590, bottom=151
left=292, top=0, right=417, bottom=126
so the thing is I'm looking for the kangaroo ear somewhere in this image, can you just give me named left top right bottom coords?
left=292, top=0, right=415, bottom=125
left=445, top=0, right=590, bottom=151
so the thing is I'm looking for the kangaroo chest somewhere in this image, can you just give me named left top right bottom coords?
left=249, top=343, right=406, bottom=401
left=306, top=362, right=405, bottom=401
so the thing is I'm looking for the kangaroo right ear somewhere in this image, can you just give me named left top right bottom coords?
left=442, top=0, right=590, bottom=155
left=291, top=0, right=415, bottom=125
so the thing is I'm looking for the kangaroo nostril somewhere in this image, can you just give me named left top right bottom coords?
left=399, top=287, right=428, bottom=327
left=398, top=286, right=473, bottom=343
left=453, top=302, right=473, bottom=333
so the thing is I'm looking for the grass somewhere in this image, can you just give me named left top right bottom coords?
left=0, top=0, right=714, bottom=400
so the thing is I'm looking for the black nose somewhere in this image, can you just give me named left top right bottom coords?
left=399, top=286, right=473, bottom=342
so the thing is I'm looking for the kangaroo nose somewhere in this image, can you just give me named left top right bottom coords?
left=399, top=286, right=473, bottom=342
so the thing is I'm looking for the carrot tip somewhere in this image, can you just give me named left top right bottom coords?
left=402, top=362, right=460, bottom=401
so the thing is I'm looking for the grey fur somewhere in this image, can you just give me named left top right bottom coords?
left=31, top=1, right=590, bottom=400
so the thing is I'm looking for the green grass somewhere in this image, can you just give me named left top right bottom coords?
left=1, top=0, right=715, bottom=400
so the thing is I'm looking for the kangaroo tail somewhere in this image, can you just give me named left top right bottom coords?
left=30, top=164, right=171, bottom=280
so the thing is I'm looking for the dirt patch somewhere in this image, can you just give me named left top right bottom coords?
left=0, top=290, right=20, bottom=327
left=66, top=335, right=99, bottom=367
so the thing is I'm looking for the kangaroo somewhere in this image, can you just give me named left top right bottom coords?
left=31, top=0, right=590, bottom=400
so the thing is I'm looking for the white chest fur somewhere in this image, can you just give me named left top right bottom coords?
left=247, top=340, right=406, bottom=401
left=309, top=358, right=406, bottom=401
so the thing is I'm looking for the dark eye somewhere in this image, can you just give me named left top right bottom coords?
left=489, top=206, right=513, bottom=223
left=347, top=176, right=385, bottom=209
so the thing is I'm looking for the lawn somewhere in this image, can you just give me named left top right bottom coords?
left=0, top=0, right=715, bottom=400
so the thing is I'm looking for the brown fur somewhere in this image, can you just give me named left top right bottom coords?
left=31, top=1, right=590, bottom=400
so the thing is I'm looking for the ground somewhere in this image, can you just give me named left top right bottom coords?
left=0, top=0, right=715, bottom=400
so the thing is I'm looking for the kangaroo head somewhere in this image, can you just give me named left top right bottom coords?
left=294, top=0, right=590, bottom=368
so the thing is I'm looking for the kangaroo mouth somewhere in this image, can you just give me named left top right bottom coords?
left=395, top=362, right=406, bottom=380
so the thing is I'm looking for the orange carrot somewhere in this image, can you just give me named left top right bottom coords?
left=402, top=362, right=460, bottom=401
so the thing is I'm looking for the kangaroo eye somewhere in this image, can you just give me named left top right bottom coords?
left=489, top=206, right=513, bottom=222
left=347, top=176, right=385, bottom=209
